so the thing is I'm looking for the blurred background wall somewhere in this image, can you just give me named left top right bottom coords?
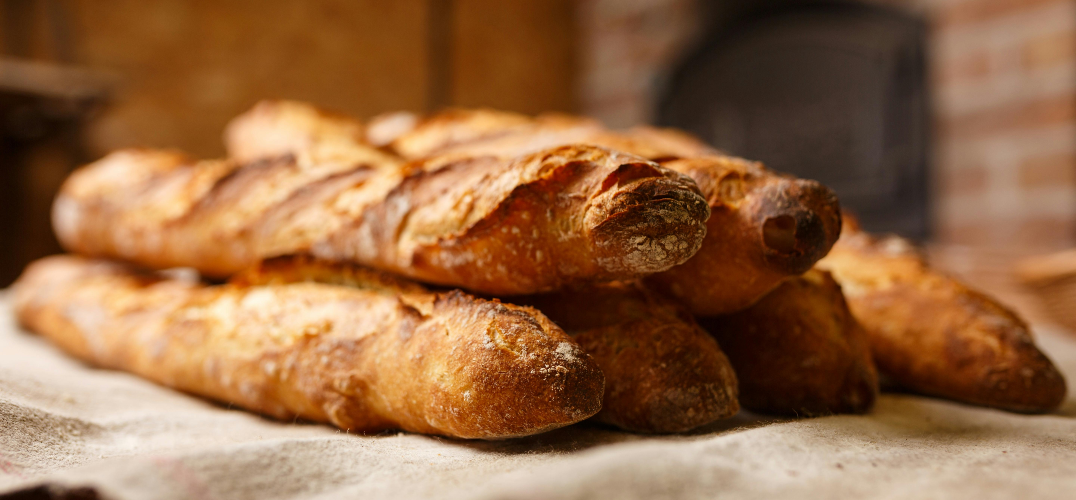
left=579, top=0, right=1076, bottom=251
left=0, top=0, right=575, bottom=284
left=0, top=0, right=1073, bottom=286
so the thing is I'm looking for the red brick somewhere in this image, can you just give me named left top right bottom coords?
left=1021, top=30, right=1076, bottom=71
left=933, top=0, right=1070, bottom=28
left=937, top=94, right=1076, bottom=141
left=1019, top=153, right=1076, bottom=188
left=936, top=49, right=994, bottom=85
left=938, top=217, right=1076, bottom=248
left=937, top=220, right=992, bottom=246
left=1014, top=216, right=1076, bottom=247
left=938, top=165, right=990, bottom=196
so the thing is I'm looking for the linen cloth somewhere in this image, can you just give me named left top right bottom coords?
left=1, top=292, right=1075, bottom=500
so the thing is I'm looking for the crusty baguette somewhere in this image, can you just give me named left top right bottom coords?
left=52, top=149, right=397, bottom=277
left=362, top=107, right=841, bottom=314
left=13, top=255, right=605, bottom=439
left=647, top=155, right=841, bottom=315
left=817, top=223, right=1067, bottom=413
left=239, top=257, right=739, bottom=433
left=516, top=282, right=740, bottom=432
left=700, top=269, right=878, bottom=416
left=55, top=135, right=710, bottom=293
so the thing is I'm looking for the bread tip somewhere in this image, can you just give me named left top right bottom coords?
left=757, top=178, right=842, bottom=275
left=437, top=299, right=606, bottom=439
left=587, top=167, right=711, bottom=276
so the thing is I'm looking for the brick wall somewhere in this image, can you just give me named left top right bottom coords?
left=919, top=0, right=1076, bottom=249
left=577, top=0, right=1076, bottom=250
left=576, top=0, right=703, bottom=127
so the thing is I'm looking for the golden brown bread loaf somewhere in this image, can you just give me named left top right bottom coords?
left=817, top=223, right=1067, bottom=413
left=517, top=283, right=740, bottom=432
left=13, top=255, right=605, bottom=439
left=646, top=155, right=842, bottom=315
left=363, top=106, right=842, bottom=315
left=52, top=149, right=395, bottom=277
left=241, top=256, right=740, bottom=433
left=700, top=269, right=878, bottom=416
left=54, top=137, right=711, bottom=294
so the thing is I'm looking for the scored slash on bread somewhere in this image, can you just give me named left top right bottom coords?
left=54, top=116, right=711, bottom=293
left=224, top=100, right=396, bottom=170
left=14, top=255, right=605, bottom=439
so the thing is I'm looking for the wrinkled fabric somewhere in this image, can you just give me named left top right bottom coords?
left=1, top=293, right=1074, bottom=500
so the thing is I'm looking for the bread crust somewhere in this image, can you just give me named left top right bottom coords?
left=700, top=269, right=878, bottom=416
left=388, top=108, right=540, bottom=158
left=647, top=156, right=841, bottom=315
left=54, top=143, right=710, bottom=294
left=817, top=227, right=1067, bottom=413
left=518, top=282, right=740, bottom=433
left=372, top=108, right=842, bottom=314
left=224, top=99, right=399, bottom=171
left=13, top=255, right=605, bottom=439
left=239, top=257, right=739, bottom=433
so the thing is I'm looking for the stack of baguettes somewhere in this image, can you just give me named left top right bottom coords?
left=12, top=101, right=1067, bottom=440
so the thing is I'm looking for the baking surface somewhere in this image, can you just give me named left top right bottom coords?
left=1, top=291, right=1075, bottom=500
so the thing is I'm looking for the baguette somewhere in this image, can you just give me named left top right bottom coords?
left=363, top=107, right=842, bottom=314
left=240, top=257, right=739, bottom=433
left=817, top=223, right=1067, bottom=413
left=54, top=136, right=711, bottom=294
left=517, top=283, right=740, bottom=432
left=13, top=255, right=605, bottom=439
left=700, top=269, right=878, bottom=416
left=647, top=155, right=841, bottom=315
